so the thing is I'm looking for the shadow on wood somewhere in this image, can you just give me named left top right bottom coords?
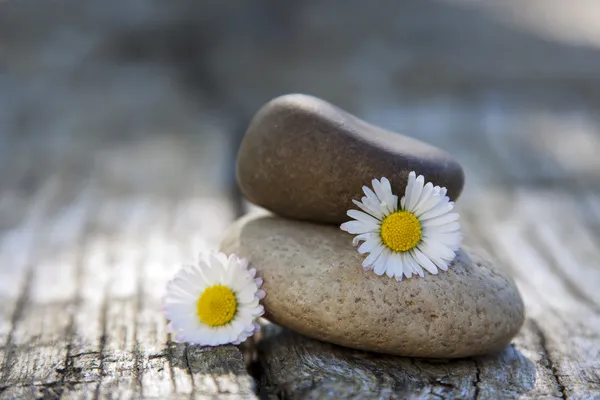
left=256, top=324, right=535, bottom=399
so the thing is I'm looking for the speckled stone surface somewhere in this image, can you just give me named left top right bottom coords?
left=236, top=94, right=465, bottom=224
left=221, top=213, right=525, bottom=358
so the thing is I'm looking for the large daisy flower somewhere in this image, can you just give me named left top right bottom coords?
left=340, top=172, right=461, bottom=280
left=163, top=252, right=265, bottom=346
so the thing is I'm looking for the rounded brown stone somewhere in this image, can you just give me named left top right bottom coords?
left=221, top=213, right=525, bottom=358
left=237, top=94, right=465, bottom=224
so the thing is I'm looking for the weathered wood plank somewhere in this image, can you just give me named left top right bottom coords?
left=3, top=1, right=600, bottom=397
left=511, top=319, right=564, bottom=400
left=257, top=323, right=535, bottom=399
left=1, top=177, right=92, bottom=387
left=1, top=191, right=258, bottom=399
left=462, top=191, right=600, bottom=399
left=0, top=180, right=62, bottom=397
left=0, top=182, right=52, bottom=376
left=0, top=154, right=256, bottom=399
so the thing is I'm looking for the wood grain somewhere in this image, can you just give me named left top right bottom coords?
left=257, top=323, right=536, bottom=400
left=0, top=152, right=255, bottom=399
left=2, top=0, right=600, bottom=398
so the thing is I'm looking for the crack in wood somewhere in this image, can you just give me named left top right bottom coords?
left=0, top=264, right=33, bottom=383
left=166, top=340, right=180, bottom=394
left=57, top=226, right=90, bottom=390
left=1, top=379, right=99, bottom=389
left=69, top=351, right=101, bottom=358
left=473, top=359, right=481, bottom=400
left=184, top=343, right=195, bottom=393
left=530, top=320, right=567, bottom=400
left=132, top=249, right=145, bottom=397
left=93, top=284, right=109, bottom=400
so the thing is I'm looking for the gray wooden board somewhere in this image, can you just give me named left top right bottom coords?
left=0, top=173, right=256, bottom=399
left=2, top=0, right=600, bottom=398
left=2, top=102, right=600, bottom=399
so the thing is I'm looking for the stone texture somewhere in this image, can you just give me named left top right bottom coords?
left=221, top=213, right=525, bottom=358
left=236, top=94, right=465, bottom=224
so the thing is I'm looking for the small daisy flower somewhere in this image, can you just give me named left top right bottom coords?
left=340, top=172, right=461, bottom=280
left=163, top=252, right=265, bottom=346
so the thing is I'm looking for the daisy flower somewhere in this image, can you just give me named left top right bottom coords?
left=340, top=172, right=461, bottom=280
left=163, top=252, right=265, bottom=346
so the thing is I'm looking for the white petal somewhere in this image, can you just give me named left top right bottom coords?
left=413, top=182, right=434, bottom=214
left=228, top=320, right=246, bottom=341
left=347, top=210, right=381, bottom=227
left=372, top=179, right=386, bottom=203
left=199, top=262, right=220, bottom=285
left=165, top=281, right=200, bottom=302
left=373, top=250, right=389, bottom=276
left=340, top=220, right=376, bottom=235
left=385, top=257, right=395, bottom=278
left=353, top=199, right=384, bottom=220
left=407, top=252, right=425, bottom=277
left=419, top=199, right=454, bottom=221
left=422, top=234, right=458, bottom=254
left=362, top=196, right=388, bottom=218
left=419, top=240, right=456, bottom=263
left=352, top=232, right=378, bottom=246
left=421, top=212, right=459, bottom=227
left=372, top=178, right=395, bottom=214
left=237, top=285, right=257, bottom=303
left=164, top=305, right=196, bottom=322
left=403, top=172, right=416, bottom=206
left=358, top=237, right=380, bottom=254
left=428, top=221, right=460, bottom=234
left=413, top=247, right=439, bottom=274
left=208, top=252, right=223, bottom=271
left=399, top=252, right=412, bottom=279
left=406, top=174, right=425, bottom=212
left=380, top=177, right=398, bottom=212
left=363, top=186, right=381, bottom=205
left=413, top=191, right=445, bottom=217
left=390, top=195, right=399, bottom=212
left=215, top=252, right=229, bottom=267
left=421, top=244, right=450, bottom=270
left=389, top=252, right=403, bottom=279
left=230, top=272, right=252, bottom=292
left=423, top=232, right=461, bottom=249
left=362, top=243, right=385, bottom=268
left=174, top=266, right=209, bottom=289
left=381, top=177, right=393, bottom=196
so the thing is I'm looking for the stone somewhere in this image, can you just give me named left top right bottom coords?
left=236, top=94, right=465, bottom=224
left=221, top=213, right=525, bottom=358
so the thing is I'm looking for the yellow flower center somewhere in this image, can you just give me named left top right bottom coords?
left=380, top=211, right=422, bottom=252
left=196, top=285, right=237, bottom=327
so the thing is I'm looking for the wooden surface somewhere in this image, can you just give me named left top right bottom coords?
left=1, top=0, right=600, bottom=398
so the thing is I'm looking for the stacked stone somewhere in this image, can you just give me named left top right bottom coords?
left=221, top=94, right=524, bottom=358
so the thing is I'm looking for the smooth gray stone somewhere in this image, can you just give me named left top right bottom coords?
left=221, top=213, right=525, bottom=358
left=237, top=94, right=465, bottom=224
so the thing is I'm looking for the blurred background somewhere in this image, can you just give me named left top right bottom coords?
left=1, top=0, right=600, bottom=396
left=2, top=0, right=600, bottom=202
